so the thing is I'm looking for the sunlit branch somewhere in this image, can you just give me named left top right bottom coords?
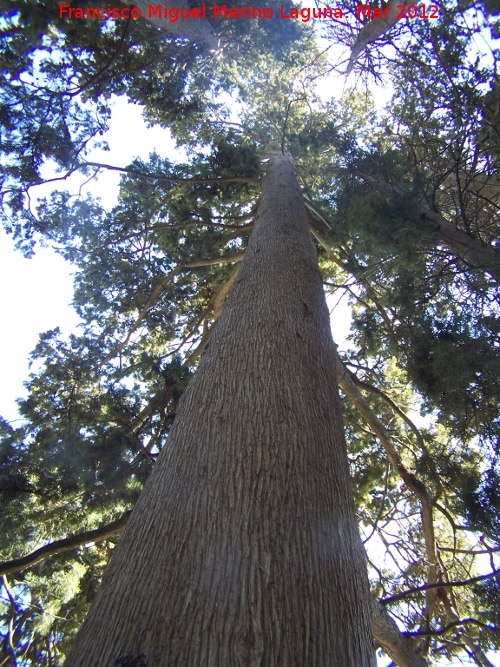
left=105, top=250, right=246, bottom=362
left=346, top=370, right=435, bottom=472
left=335, top=351, right=439, bottom=625
left=305, top=200, right=332, bottom=229
left=438, top=544, right=500, bottom=555
left=310, top=224, right=395, bottom=332
left=405, top=617, right=497, bottom=637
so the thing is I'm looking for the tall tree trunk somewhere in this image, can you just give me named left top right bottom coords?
left=66, top=153, right=376, bottom=667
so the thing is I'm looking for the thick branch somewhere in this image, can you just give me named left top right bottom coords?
left=355, top=171, right=500, bottom=282
left=346, top=370, right=433, bottom=467
left=347, top=0, right=411, bottom=74
left=372, top=599, right=428, bottom=667
left=212, top=263, right=242, bottom=320
left=0, top=513, right=131, bottom=577
left=406, top=617, right=497, bottom=638
left=439, top=589, right=496, bottom=667
left=304, top=197, right=332, bottom=229
left=380, top=567, right=500, bottom=605
left=428, top=209, right=500, bottom=281
left=106, top=251, right=246, bottom=361
left=310, top=225, right=395, bottom=332
left=438, top=544, right=500, bottom=555
left=180, top=267, right=243, bottom=367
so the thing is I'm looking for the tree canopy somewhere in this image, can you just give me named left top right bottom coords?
left=1, top=1, right=499, bottom=665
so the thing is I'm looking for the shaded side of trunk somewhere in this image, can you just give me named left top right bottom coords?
left=66, top=153, right=376, bottom=667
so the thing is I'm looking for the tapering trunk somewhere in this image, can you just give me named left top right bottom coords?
left=66, top=153, right=376, bottom=666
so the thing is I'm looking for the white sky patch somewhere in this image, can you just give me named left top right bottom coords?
left=327, top=290, right=352, bottom=348
left=0, top=228, right=80, bottom=423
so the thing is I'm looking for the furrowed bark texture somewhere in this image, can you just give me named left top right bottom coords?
left=66, top=154, right=376, bottom=667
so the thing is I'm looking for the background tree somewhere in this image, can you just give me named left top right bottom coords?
left=1, top=1, right=499, bottom=665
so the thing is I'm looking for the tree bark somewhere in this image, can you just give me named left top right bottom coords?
left=65, top=153, right=376, bottom=667
left=372, top=600, right=428, bottom=667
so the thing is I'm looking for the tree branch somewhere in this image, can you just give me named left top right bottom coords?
left=346, top=0, right=411, bottom=74
left=380, top=568, right=500, bottom=605
left=80, top=161, right=260, bottom=186
left=354, top=170, right=500, bottom=282
left=438, top=544, right=500, bottom=555
left=372, top=599, right=429, bottom=667
left=105, top=250, right=246, bottom=362
left=345, top=367, right=435, bottom=474
left=0, top=513, right=132, bottom=577
left=310, top=224, right=395, bottom=332
left=406, top=617, right=497, bottom=638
